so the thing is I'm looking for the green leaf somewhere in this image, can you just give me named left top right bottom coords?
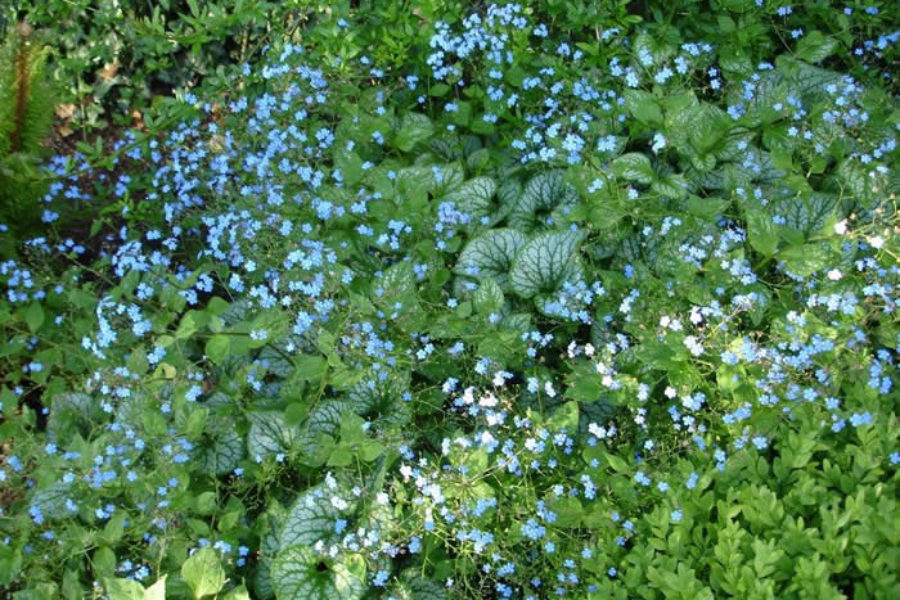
left=373, top=261, right=419, bottom=312
left=304, top=400, right=352, bottom=440
left=195, top=426, right=244, bottom=476
left=779, top=243, right=831, bottom=278
left=394, top=113, right=433, bottom=152
left=605, top=453, right=629, bottom=473
left=795, top=31, right=837, bottom=63
left=248, top=411, right=301, bottom=460
left=181, top=547, right=226, bottom=599
left=624, top=89, right=663, bottom=126
left=546, top=401, right=579, bottom=432
left=220, top=585, right=251, bottom=600
left=104, top=578, right=145, bottom=600
left=689, top=104, right=731, bottom=155
left=176, top=311, right=203, bottom=340
left=612, top=153, right=655, bottom=184
left=473, top=278, right=504, bottom=315
left=455, top=228, right=526, bottom=283
left=144, top=576, right=168, bottom=600
left=651, top=174, right=689, bottom=199
left=281, top=487, right=347, bottom=549
left=445, top=177, right=497, bottom=222
left=359, top=439, right=385, bottom=462
left=47, top=392, right=103, bottom=442
left=509, top=230, right=584, bottom=298
left=778, top=192, right=837, bottom=237
left=25, top=302, right=44, bottom=333
left=509, top=170, right=578, bottom=231
left=745, top=209, right=778, bottom=256
left=327, top=445, right=354, bottom=467
left=391, top=571, right=449, bottom=600
left=284, top=402, right=309, bottom=427
left=205, top=335, right=230, bottom=365
left=271, top=546, right=365, bottom=600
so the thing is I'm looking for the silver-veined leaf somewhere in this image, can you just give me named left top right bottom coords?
left=195, top=426, right=244, bottom=476
left=248, top=411, right=301, bottom=460
left=445, top=177, right=497, bottom=222
left=280, top=487, right=350, bottom=550
left=509, top=230, right=585, bottom=298
left=455, top=228, right=526, bottom=284
left=271, top=546, right=365, bottom=600
left=508, top=171, right=578, bottom=231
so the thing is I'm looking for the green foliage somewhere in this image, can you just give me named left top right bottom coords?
left=0, top=1, right=898, bottom=599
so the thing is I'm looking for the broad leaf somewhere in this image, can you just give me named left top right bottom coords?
left=508, top=171, right=578, bottom=231
left=778, top=192, right=838, bottom=237
left=794, top=31, right=837, bottom=64
left=104, top=578, right=145, bottom=600
left=445, top=177, right=497, bottom=223
left=195, top=426, right=244, bottom=476
left=394, top=113, right=433, bottom=152
left=280, top=487, right=351, bottom=550
left=272, top=546, right=365, bottom=600
left=745, top=209, right=778, bottom=256
left=473, top=278, right=505, bottom=315
left=455, top=228, right=526, bottom=283
left=248, top=411, right=301, bottom=460
left=509, top=230, right=585, bottom=298
left=181, top=548, right=226, bottom=599
left=612, top=153, right=655, bottom=184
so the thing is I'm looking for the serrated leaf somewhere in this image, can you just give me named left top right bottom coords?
left=509, top=230, right=584, bottom=298
left=271, top=546, right=365, bottom=600
left=455, top=228, right=526, bottom=283
left=612, top=153, right=655, bottom=184
left=248, top=411, right=301, bottom=460
left=181, top=548, right=226, bottom=599
left=509, top=171, right=578, bottom=231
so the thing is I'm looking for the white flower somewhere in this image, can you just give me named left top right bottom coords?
left=684, top=335, right=704, bottom=356
left=827, top=268, right=843, bottom=281
left=834, top=219, right=848, bottom=235
left=867, top=235, right=885, bottom=249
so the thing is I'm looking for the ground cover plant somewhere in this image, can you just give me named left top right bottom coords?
left=0, top=1, right=898, bottom=599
